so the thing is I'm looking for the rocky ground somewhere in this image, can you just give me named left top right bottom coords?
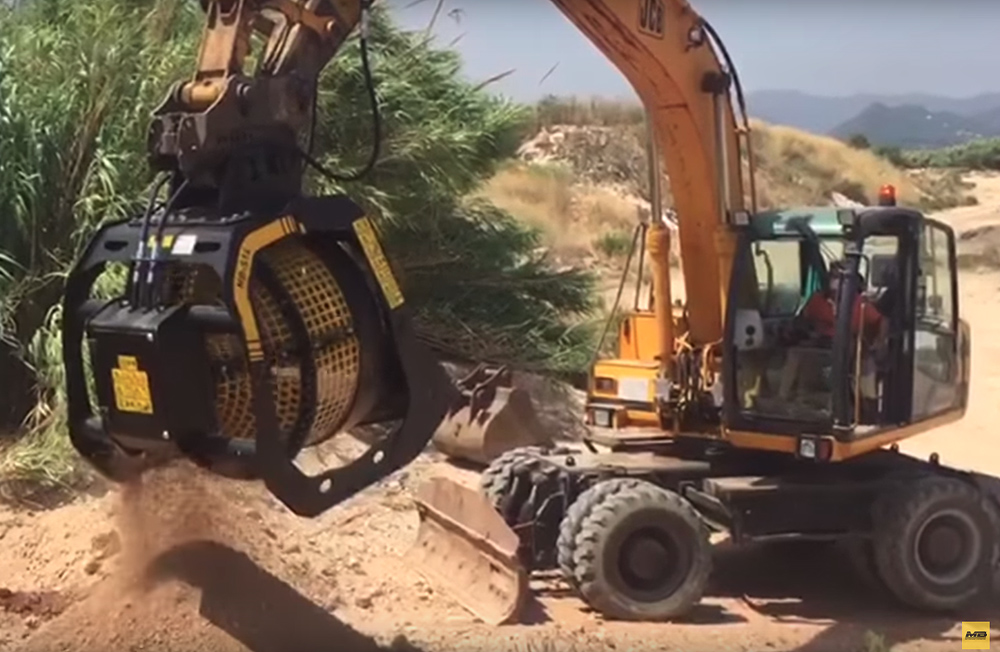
left=1, top=172, right=999, bottom=652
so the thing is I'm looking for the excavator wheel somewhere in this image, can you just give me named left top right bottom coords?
left=984, top=494, right=1000, bottom=594
left=872, top=474, right=996, bottom=611
left=479, top=446, right=548, bottom=511
left=561, top=479, right=712, bottom=621
left=556, top=477, right=646, bottom=589
left=841, top=477, right=899, bottom=595
left=842, top=538, right=885, bottom=594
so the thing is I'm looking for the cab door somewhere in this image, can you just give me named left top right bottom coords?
left=909, top=219, right=963, bottom=421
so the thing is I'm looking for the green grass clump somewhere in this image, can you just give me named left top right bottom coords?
left=593, top=230, right=633, bottom=259
left=899, top=138, right=1000, bottom=171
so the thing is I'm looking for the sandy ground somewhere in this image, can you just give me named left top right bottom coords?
left=900, top=171, right=1000, bottom=472
left=2, top=172, right=1000, bottom=652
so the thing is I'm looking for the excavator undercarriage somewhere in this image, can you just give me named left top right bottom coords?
left=412, top=433, right=1000, bottom=624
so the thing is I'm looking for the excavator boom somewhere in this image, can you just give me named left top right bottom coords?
left=551, top=0, right=749, bottom=344
left=433, top=0, right=756, bottom=463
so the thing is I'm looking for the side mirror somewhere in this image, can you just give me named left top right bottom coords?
left=928, top=295, right=943, bottom=313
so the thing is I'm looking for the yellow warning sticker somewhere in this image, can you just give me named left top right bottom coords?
left=147, top=234, right=175, bottom=250
left=963, top=622, right=990, bottom=649
left=111, top=355, right=153, bottom=415
left=353, top=217, right=405, bottom=309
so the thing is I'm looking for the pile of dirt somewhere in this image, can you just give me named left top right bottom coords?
left=0, top=437, right=485, bottom=652
left=517, top=125, right=655, bottom=198
left=957, top=223, right=1000, bottom=269
left=9, top=465, right=281, bottom=652
left=514, top=122, right=979, bottom=217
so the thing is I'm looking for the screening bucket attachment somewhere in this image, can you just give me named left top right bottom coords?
left=431, top=364, right=552, bottom=466
left=409, top=476, right=529, bottom=625
left=61, top=196, right=458, bottom=518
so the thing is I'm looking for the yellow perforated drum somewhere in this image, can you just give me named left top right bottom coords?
left=169, top=236, right=389, bottom=453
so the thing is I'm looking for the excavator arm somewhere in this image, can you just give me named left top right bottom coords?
left=550, top=0, right=751, bottom=344
left=147, top=0, right=366, bottom=195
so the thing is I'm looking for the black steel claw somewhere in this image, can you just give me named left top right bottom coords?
left=253, top=306, right=459, bottom=517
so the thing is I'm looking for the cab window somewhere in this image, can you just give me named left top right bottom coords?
left=912, top=223, right=960, bottom=420
left=733, top=238, right=834, bottom=423
left=750, top=240, right=804, bottom=316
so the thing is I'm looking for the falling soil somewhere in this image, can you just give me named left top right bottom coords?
left=3, top=446, right=455, bottom=652
left=0, top=589, right=69, bottom=619
left=8, top=464, right=284, bottom=652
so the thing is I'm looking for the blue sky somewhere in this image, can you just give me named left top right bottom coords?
left=385, top=0, right=1000, bottom=101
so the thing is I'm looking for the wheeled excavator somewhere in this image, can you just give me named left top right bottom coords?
left=59, top=0, right=996, bottom=630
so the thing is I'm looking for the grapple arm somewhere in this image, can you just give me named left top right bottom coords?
left=147, top=0, right=367, bottom=198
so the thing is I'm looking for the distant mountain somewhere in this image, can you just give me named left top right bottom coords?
left=830, top=103, right=998, bottom=149
left=972, top=106, right=1000, bottom=134
left=746, top=89, right=1000, bottom=135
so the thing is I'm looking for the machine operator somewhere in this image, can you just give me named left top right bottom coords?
left=778, top=261, right=888, bottom=415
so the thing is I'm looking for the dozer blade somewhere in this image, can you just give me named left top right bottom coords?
left=409, top=476, right=529, bottom=625
left=432, top=364, right=552, bottom=466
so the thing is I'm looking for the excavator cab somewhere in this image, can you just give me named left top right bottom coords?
left=723, top=205, right=970, bottom=458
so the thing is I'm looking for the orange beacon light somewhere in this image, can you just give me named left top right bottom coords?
left=878, top=184, right=897, bottom=206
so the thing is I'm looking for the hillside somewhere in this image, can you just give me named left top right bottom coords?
left=899, top=138, right=1000, bottom=172
left=478, top=117, right=975, bottom=271
left=974, top=106, right=1000, bottom=133
left=830, top=103, right=999, bottom=149
left=747, top=89, right=1000, bottom=134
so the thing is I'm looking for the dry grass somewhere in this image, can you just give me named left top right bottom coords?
left=533, top=95, right=646, bottom=128
left=861, top=631, right=890, bottom=652
left=751, top=119, right=924, bottom=209
left=0, top=426, right=89, bottom=504
left=479, top=161, right=639, bottom=264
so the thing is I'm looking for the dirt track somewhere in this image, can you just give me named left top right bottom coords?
left=2, top=173, right=1000, bottom=652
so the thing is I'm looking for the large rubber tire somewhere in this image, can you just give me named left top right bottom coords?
left=564, top=480, right=712, bottom=621
left=984, top=494, right=1000, bottom=594
left=843, top=537, right=885, bottom=594
left=478, top=446, right=546, bottom=510
left=556, top=477, right=646, bottom=589
left=872, top=475, right=996, bottom=611
left=841, top=479, right=899, bottom=595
